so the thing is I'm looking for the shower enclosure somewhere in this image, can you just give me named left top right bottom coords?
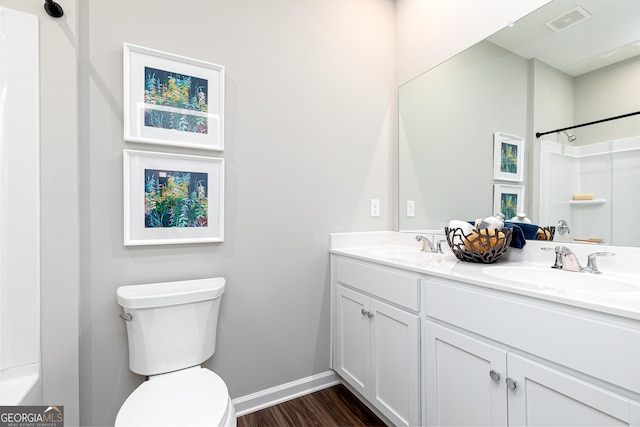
left=0, top=7, right=41, bottom=405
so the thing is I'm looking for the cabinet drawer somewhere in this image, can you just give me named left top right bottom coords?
left=336, top=257, right=420, bottom=311
left=426, top=278, right=640, bottom=395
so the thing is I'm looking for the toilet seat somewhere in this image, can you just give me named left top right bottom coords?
left=115, top=367, right=235, bottom=427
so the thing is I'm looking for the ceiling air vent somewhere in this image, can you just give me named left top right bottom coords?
left=544, top=6, right=591, bottom=32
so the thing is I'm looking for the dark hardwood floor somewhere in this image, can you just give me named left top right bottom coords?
left=237, top=384, right=388, bottom=427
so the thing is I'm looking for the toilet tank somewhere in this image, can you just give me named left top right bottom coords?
left=117, top=278, right=225, bottom=376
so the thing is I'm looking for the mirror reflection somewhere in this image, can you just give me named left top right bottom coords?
left=399, top=0, right=640, bottom=247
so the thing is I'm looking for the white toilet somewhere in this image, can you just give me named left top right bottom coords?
left=115, top=277, right=236, bottom=427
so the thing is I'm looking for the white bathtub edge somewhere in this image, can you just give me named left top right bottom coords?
left=0, top=363, right=41, bottom=405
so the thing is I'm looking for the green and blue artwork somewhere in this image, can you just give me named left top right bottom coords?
left=144, top=169, right=208, bottom=228
left=500, top=192, right=518, bottom=220
left=144, top=66, right=209, bottom=134
left=500, top=142, right=518, bottom=174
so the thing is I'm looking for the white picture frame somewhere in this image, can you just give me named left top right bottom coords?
left=493, top=184, right=524, bottom=221
left=123, top=149, right=224, bottom=246
left=123, top=43, right=224, bottom=151
left=493, top=132, right=524, bottom=182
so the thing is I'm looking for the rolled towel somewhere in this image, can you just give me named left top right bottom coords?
left=573, top=194, right=594, bottom=200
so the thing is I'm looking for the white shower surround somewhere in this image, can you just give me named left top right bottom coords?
left=0, top=6, right=41, bottom=405
left=537, top=136, right=640, bottom=246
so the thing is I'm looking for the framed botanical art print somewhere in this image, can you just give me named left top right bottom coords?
left=123, top=150, right=224, bottom=246
left=123, top=43, right=225, bottom=151
left=493, top=132, right=524, bottom=182
left=493, top=184, right=524, bottom=221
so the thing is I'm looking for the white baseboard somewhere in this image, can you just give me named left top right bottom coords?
left=231, top=370, right=341, bottom=417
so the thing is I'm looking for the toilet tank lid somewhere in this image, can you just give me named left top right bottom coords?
left=117, top=278, right=225, bottom=309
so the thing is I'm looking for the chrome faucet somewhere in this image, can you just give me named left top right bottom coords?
left=542, top=246, right=614, bottom=273
left=556, top=246, right=582, bottom=272
left=416, top=235, right=435, bottom=252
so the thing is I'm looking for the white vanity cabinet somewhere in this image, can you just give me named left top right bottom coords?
left=332, top=256, right=421, bottom=427
left=424, top=278, right=640, bottom=427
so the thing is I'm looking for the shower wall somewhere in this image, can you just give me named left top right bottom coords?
left=537, top=136, right=640, bottom=246
left=0, top=6, right=41, bottom=405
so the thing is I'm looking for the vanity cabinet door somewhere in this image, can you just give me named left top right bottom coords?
left=507, top=353, right=640, bottom=427
left=335, top=285, right=370, bottom=398
left=424, top=321, right=508, bottom=427
left=335, top=284, right=421, bottom=426
left=370, top=298, right=420, bottom=427
left=425, top=321, right=640, bottom=427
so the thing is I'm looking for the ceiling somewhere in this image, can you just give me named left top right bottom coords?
left=487, top=0, right=640, bottom=76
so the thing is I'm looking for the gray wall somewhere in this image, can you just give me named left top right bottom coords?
left=530, top=55, right=640, bottom=147
left=574, top=56, right=640, bottom=145
left=78, top=1, right=394, bottom=425
left=399, top=41, right=529, bottom=230
left=394, top=0, right=552, bottom=85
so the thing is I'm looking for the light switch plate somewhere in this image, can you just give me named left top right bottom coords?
left=370, top=199, right=380, bottom=217
left=407, top=200, right=415, bottom=217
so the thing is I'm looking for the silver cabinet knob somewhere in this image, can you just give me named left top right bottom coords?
left=489, top=370, right=501, bottom=382
left=506, top=377, right=517, bottom=390
left=360, top=308, right=374, bottom=318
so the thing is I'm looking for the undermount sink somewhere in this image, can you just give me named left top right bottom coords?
left=373, top=248, right=443, bottom=263
left=481, top=265, right=640, bottom=296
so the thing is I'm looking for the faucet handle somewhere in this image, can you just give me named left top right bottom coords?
left=415, top=235, right=435, bottom=252
left=585, top=252, right=615, bottom=274
left=435, top=239, right=448, bottom=253
left=541, top=246, right=563, bottom=269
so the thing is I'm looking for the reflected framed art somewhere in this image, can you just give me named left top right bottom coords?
left=493, top=184, right=524, bottom=221
left=493, top=132, right=524, bottom=182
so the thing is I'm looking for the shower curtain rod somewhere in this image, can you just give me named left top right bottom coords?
left=535, top=110, right=640, bottom=139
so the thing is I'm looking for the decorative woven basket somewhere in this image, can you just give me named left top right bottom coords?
left=445, top=226, right=513, bottom=264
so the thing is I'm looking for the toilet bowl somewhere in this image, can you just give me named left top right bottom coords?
left=115, top=278, right=236, bottom=427
left=115, top=367, right=235, bottom=426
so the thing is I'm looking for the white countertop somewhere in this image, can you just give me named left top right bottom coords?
left=330, top=231, right=640, bottom=321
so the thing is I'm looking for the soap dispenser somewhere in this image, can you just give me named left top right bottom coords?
left=510, top=212, right=532, bottom=224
